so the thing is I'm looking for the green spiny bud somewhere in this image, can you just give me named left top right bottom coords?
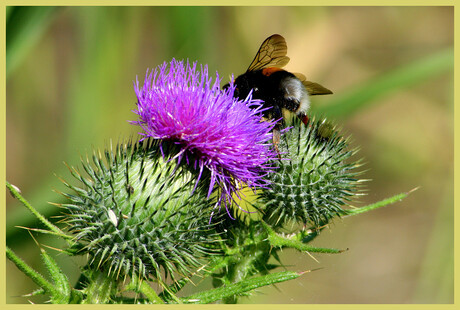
left=58, top=139, right=222, bottom=283
left=257, top=117, right=365, bottom=231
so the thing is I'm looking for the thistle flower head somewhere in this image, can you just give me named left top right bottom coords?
left=61, top=139, right=224, bottom=282
left=132, top=59, right=277, bottom=213
left=257, top=117, right=366, bottom=231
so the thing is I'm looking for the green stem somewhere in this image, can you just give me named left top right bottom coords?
left=40, top=248, right=72, bottom=303
left=82, top=270, right=117, bottom=304
left=183, top=271, right=301, bottom=304
left=138, top=280, right=164, bottom=304
left=223, top=247, right=268, bottom=304
left=6, top=246, right=61, bottom=298
left=344, top=188, right=418, bottom=217
left=6, top=181, right=66, bottom=238
left=262, top=222, right=344, bottom=254
left=125, top=278, right=164, bottom=304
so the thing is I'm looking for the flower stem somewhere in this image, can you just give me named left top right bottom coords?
left=6, top=181, right=65, bottom=237
left=262, top=222, right=344, bottom=253
left=125, top=278, right=164, bottom=304
left=183, top=271, right=301, bottom=304
left=82, top=270, right=117, bottom=304
left=344, top=188, right=418, bottom=217
left=6, top=246, right=60, bottom=298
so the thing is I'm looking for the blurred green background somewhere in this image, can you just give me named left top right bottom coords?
left=6, top=6, right=453, bottom=304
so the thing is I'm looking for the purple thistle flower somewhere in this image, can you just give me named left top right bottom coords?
left=132, top=59, right=278, bottom=217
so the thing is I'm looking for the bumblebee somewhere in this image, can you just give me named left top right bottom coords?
left=224, top=34, right=333, bottom=152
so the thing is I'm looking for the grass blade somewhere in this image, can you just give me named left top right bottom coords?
left=6, top=6, right=58, bottom=78
left=313, top=48, right=453, bottom=119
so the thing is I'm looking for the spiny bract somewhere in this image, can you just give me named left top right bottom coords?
left=59, top=139, right=223, bottom=282
left=258, top=117, right=365, bottom=231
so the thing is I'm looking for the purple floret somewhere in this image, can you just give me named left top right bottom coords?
left=132, top=59, right=277, bottom=217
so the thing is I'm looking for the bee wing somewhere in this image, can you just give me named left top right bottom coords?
left=303, top=81, right=333, bottom=95
left=293, top=72, right=333, bottom=96
left=247, top=34, right=290, bottom=72
left=293, top=72, right=307, bottom=81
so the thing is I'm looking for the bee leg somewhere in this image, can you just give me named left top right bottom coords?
left=269, top=104, right=284, bottom=158
left=273, top=124, right=281, bottom=158
left=298, top=112, right=309, bottom=126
